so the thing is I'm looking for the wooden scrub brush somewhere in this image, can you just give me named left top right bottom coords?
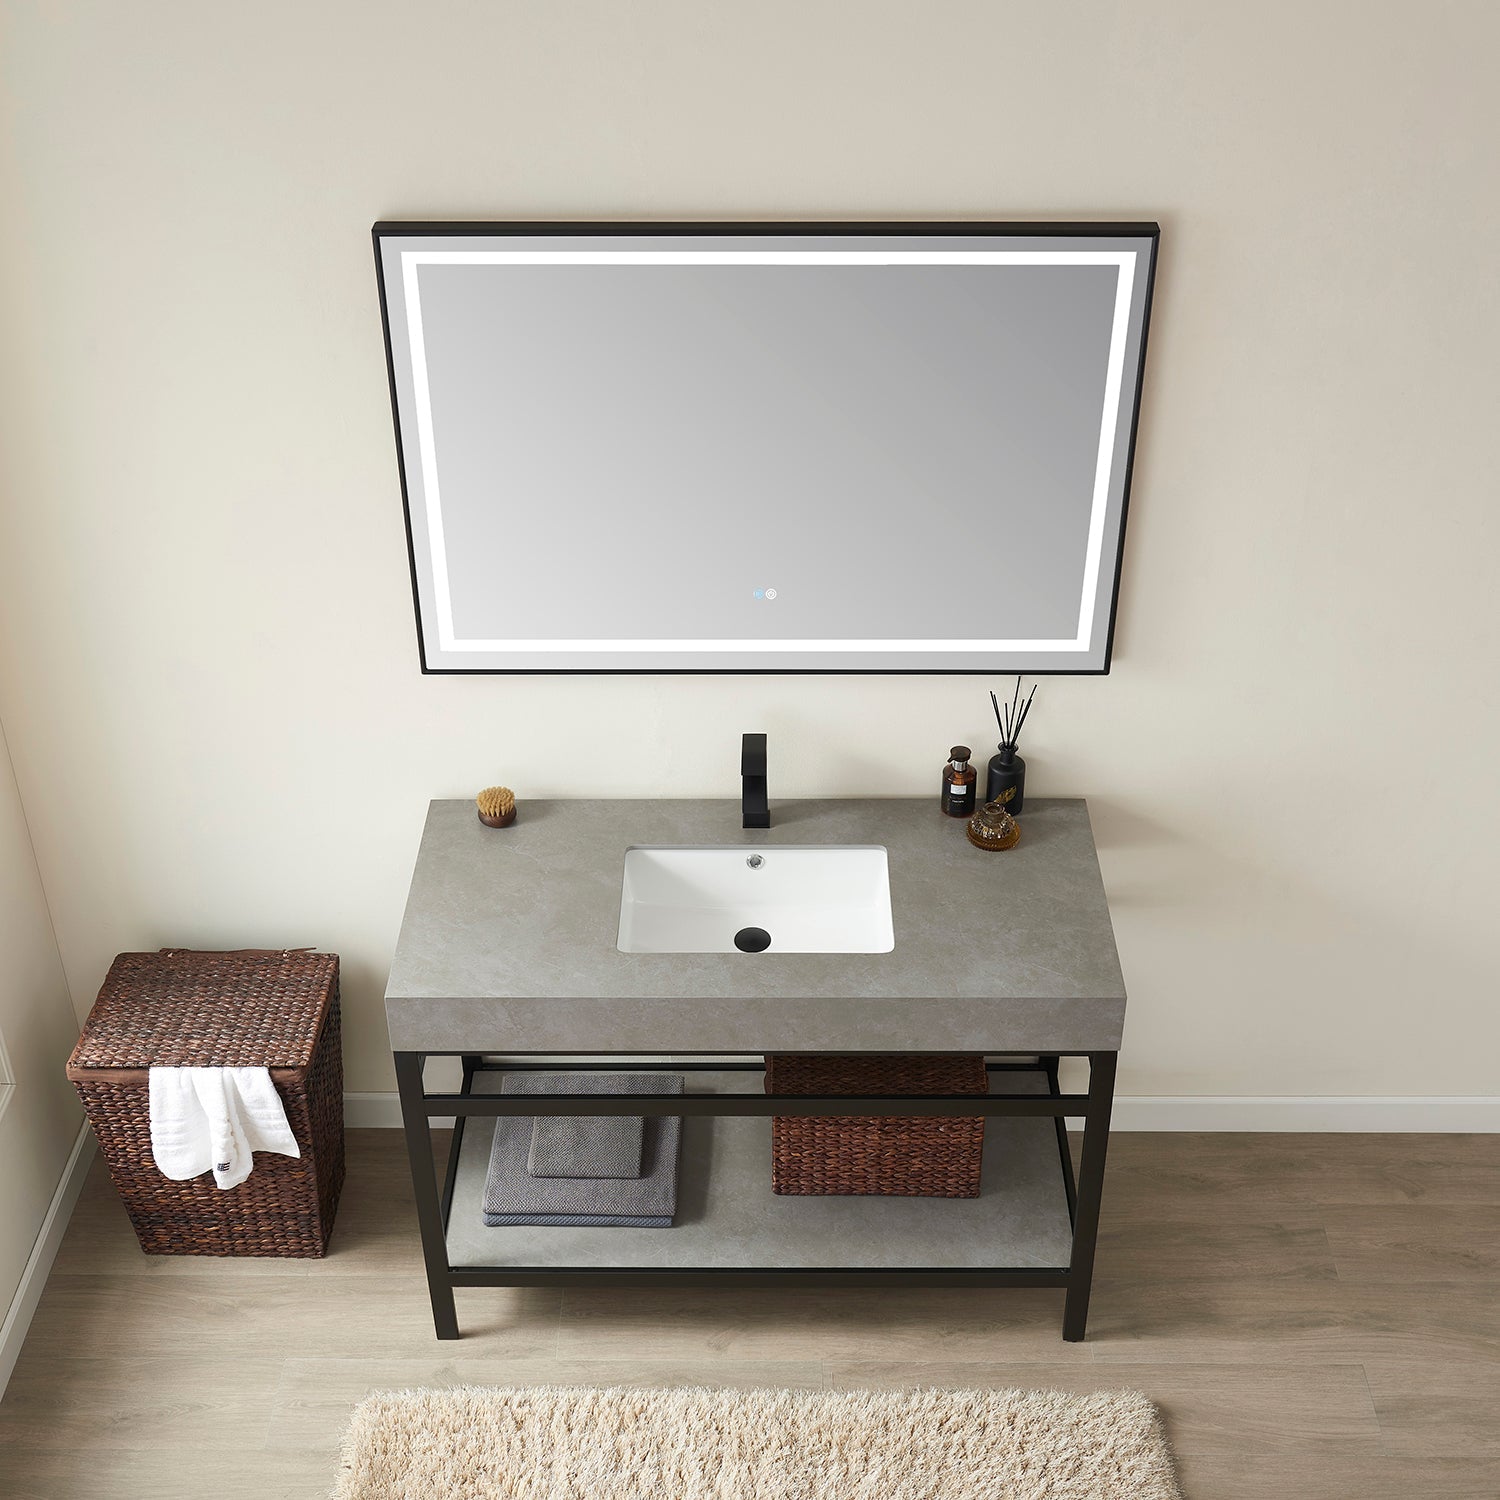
left=476, top=786, right=516, bottom=828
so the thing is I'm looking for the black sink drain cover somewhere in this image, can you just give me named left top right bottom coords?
left=733, top=926, right=772, bottom=953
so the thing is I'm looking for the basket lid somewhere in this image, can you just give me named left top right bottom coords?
left=69, top=949, right=338, bottom=1070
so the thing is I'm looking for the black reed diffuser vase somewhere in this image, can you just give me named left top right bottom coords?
left=987, top=746, right=1025, bottom=814
left=986, top=678, right=1036, bottom=815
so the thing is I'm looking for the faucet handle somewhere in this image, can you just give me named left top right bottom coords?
left=741, top=732, right=767, bottom=776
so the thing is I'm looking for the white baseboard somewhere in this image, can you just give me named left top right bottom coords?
left=0, top=1123, right=95, bottom=1396
left=344, top=1090, right=1500, bottom=1133
left=1110, top=1096, right=1500, bottom=1132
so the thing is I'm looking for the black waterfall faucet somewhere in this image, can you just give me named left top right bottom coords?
left=741, top=732, right=770, bottom=829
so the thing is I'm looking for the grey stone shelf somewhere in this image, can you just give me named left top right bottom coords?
left=444, top=1070, right=1074, bottom=1272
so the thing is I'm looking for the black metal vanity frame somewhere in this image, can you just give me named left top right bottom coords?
left=394, top=1050, right=1117, bottom=1343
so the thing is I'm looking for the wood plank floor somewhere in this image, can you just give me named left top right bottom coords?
left=2, top=1130, right=1498, bottom=1498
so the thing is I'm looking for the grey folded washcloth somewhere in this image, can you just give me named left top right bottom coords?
left=483, top=1073, right=683, bottom=1226
left=512, top=1074, right=653, bottom=1179
left=530, top=1115, right=644, bottom=1178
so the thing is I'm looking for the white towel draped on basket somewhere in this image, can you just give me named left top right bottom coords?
left=148, top=1066, right=301, bottom=1190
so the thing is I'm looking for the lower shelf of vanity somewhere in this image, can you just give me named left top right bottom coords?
left=442, top=1069, right=1075, bottom=1273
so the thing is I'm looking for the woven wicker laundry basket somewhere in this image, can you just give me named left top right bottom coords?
left=65, top=948, right=344, bottom=1257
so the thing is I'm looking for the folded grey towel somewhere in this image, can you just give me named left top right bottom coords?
left=483, top=1074, right=683, bottom=1223
left=482, top=1213, right=672, bottom=1228
left=513, top=1074, right=655, bottom=1179
left=530, top=1115, right=644, bottom=1178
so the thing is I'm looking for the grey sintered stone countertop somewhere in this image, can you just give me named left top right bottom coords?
left=385, top=797, right=1126, bottom=1055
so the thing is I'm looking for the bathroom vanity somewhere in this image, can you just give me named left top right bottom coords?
left=386, top=797, right=1126, bottom=1341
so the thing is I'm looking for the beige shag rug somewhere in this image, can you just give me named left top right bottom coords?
left=332, top=1384, right=1181, bottom=1500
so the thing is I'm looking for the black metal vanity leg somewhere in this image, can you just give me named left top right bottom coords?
left=1062, top=1050, right=1117, bottom=1342
left=394, top=1050, right=460, bottom=1340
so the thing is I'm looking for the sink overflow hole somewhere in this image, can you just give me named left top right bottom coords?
left=734, top=926, right=772, bottom=953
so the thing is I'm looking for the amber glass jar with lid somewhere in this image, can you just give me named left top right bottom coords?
left=966, top=798, right=1021, bottom=851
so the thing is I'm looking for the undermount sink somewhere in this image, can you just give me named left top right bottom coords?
left=617, top=845, right=894, bottom=954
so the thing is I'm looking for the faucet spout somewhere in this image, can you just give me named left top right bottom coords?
left=741, top=732, right=770, bottom=829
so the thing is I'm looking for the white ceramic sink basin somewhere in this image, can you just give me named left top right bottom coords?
left=617, top=846, right=894, bottom=954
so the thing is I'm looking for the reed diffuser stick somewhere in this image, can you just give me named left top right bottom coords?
left=1011, top=685, right=1036, bottom=745
left=991, top=690, right=1012, bottom=747
left=991, top=678, right=1036, bottom=753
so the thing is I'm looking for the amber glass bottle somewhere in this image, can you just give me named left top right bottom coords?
left=941, top=746, right=976, bottom=817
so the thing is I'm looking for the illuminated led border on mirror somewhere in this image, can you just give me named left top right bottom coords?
left=400, top=249, right=1137, bottom=656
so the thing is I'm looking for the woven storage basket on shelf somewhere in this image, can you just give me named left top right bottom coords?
left=65, top=948, right=344, bottom=1257
left=764, top=1054, right=988, bottom=1198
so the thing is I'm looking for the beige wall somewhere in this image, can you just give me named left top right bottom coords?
left=0, top=714, right=84, bottom=1319
left=0, top=3, right=1496, bottom=1102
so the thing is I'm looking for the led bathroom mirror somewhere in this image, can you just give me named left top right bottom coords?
left=373, top=222, right=1158, bottom=674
